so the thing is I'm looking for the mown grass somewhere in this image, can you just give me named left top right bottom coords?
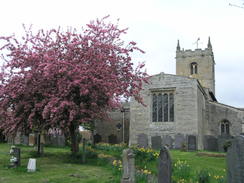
left=0, top=143, right=118, bottom=183
left=0, top=143, right=227, bottom=183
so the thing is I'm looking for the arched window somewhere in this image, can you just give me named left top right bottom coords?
left=190, top=62, right=198, bottom=74
left=220, top=120, right=230, bottom=135
left=151, top=91, right=174, bottom=122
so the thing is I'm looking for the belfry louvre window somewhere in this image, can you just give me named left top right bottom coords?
left=190, top=62, right=198, bottom=74
left=152, top=92, right=174, bottom=122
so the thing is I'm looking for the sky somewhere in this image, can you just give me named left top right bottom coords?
left=0, top=0, right=244, bottom=107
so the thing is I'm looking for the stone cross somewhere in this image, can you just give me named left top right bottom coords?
left=158, top=146, right=172, bottom=183
left=121, top=149, right=135, bottom=183
left=227, top=135, right=244, bottom=183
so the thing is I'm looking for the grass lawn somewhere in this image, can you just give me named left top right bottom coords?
left=94, top=143, right=227, bottom=183
left=0, top=143, right=227, bottom=183
left=0, top=143, right=117, bottom=183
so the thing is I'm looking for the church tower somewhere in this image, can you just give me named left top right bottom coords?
left=176, top=37, right=215, bottom=95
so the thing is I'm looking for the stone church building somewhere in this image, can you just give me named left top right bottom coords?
left=95, top=38, right=244, bottom=151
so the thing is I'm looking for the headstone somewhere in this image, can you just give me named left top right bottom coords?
left=158, top=146, right=172, bottom=183
left=9, top=146, right=21, bottom=168
left=50, top=135, right=65, bottom=147
left=94, top=134, right=102, bottom=144
left=137, top=133, right=148, bottom=148
left=14, top=132, right=22, bottom=144
left=203, top=135, right=218, bottom=152
left=187, top=135, right=197, bottom=151
left=40, top=135, right=45, bottom=144
left=57, top=135, right=65, bottom=147
left=22, top=135, right=29, bottom=145
left=163, top=135, right=173, bottom=149
left=227, top=135, right=244, bottom=183
left=29, top=133, right=35, bottom=146
left=121, top=149, right=135, bottom=183
left=151, top=136, right=162, bottom=150
left=174, top=134, right=186, bottom=149
left=27, top=158, right=36, bottom=172
left=108, top=134, right=117, bottom=144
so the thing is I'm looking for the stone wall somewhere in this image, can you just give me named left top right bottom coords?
left=197, top=84, right=207, bottom=149
left=206, top=102, right=244, bottom=136
left=202, top=101, right=244, bottom=151
left=129, top=73, right=203, bottom=149
left=95, top=102, right=130, bottom=144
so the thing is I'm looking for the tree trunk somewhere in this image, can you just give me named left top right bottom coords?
left=69, top=124, right=79, bottom=154
left=37, top=133, right=41, bottom=155
left=82, top=138, right=86, bottom=163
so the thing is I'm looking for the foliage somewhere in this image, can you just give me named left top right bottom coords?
left=196, top=169, right=211, bottom=183
left=172, top=160, right=191, bottom=181
left=0, top=17, right=147, bottom=153
left=223, top=140, right=232, bottom=152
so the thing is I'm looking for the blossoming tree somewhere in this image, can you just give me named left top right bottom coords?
left=0, top=17, right=147, bottom=153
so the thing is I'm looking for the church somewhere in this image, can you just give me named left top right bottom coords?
left=95, top=38, right=244, bottom=151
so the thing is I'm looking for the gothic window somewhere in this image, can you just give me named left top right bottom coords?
left=220, top=120, right=230, bottom=135
left=190, top=62, right=198, bottom=74
left=152, top=91, right=174, bottom=122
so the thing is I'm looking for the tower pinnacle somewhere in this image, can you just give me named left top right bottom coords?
left=176, top=40, right=180, bottom=51
left=207, top=36, right=212, bottom=49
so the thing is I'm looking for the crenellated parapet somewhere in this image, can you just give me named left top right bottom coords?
left=176, top=48, right=213, bottom=59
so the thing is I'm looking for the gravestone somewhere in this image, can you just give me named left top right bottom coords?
left=29, top=133, right=35, bottom=146
left=108, top=134, right=117, bottom=144
left=9, top=146, right=21, bottom=168
left=137, top=133, right=148, bottom=148
left=227, top=135, right=244, bottom=183
left=27, top=158, right=36, bottom=172
left=187, top=135, right=197, bottom=151
left=50, top=135, right=65, bottom=147
left=203, top=135, right=218, bottom=152
left=14, top=132, right=22, bottom=144
left=151, top=136, right=162, bottom=150
left=93, top=134, right=102, bottom=144
left=57, top=135, right=65, bottom=147
left=163, top=135, right=173, bottom=149
left=158, top=146, right=172, bottom=183
left=121, top=149, right=135, bottom=183
left=174, top=134, right=186, bottom=149
left=22, top=135, right=29, bottom=145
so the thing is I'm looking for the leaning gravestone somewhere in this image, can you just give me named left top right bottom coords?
left=137, top=133, right=148, bottom=148
left=174, top=134, right=186, bottom=149
left=158, top=146, right=172, bottom=183
left=151, top=136, right=162, bottom=150
left=227, top=135, right=244, bottom=183
left=121, top=149, right=135, bottom=183
left=187, top=135, right=197, bottom=151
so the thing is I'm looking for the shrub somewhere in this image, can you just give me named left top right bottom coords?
left=196, top=169, right=211, bottom=183
left=223, top=140, right=232, bottom=152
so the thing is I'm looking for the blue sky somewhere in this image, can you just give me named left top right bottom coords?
left=0, top=0, right=244, bottom=107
